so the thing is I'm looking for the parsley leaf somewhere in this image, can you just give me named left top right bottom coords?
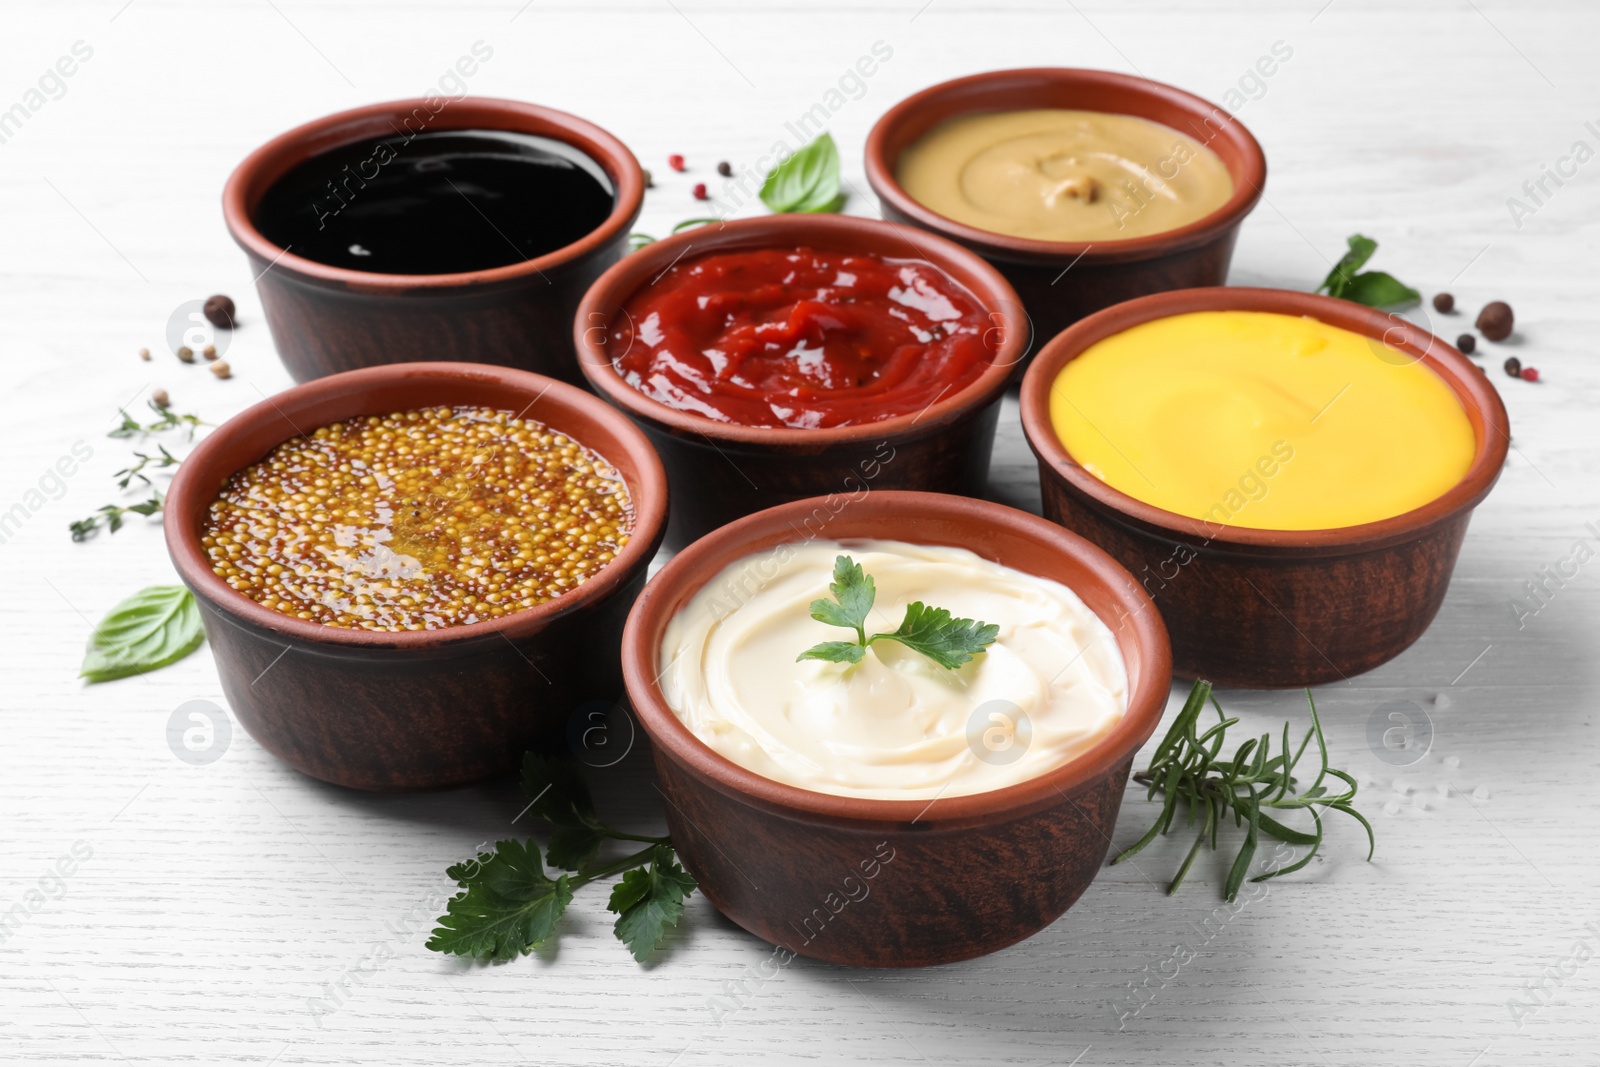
left=760, top=133, right=845, bottom=214
left=608, top=845, right=698, bottom=962
left=1315, top=234, right=1419, bottom=307
left=428, top=839, right=574, bottom=961
left=797, top=554, right=999, bottom=669
left=876, top=601, right=1001, bottom=671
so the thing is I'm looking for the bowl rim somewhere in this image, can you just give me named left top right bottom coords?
left=1018, top=286, right=1513, bottom=553
left=573, top=214, right=1029, bottom=448
left=863, top=67, right=1268, bottom=264
left=221, top=96, right=646, bottom=291
left=620, top=490, right=1173, bottom=827
left=163, top=362, right=668, bottom=650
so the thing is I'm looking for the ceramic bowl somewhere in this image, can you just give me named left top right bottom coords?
left=865, top=68, right=1267, bottom=350
left=223, top=97, right=645, bottom=384
left=1019, top=287, right=1511, bottom=688
left=575, top=214, right=1028, bottom=549
left=620, top=491, right=1171, bottom=967
left=164, top=362, right=667, bottom=791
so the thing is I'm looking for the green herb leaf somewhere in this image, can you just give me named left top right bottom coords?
left=1339, top=270, right=1420, bottom=308
left=547, top=826, right=606, bottom=871
left=608, top=846, right=698, bottom=963
left=872, top=602, right=1001, bottom=670
left=808, top=554, right=875, bottom=641
left=428, top=839, right=574, bottom=961
left=80, top=584, right=204, bottom=683
left=797, top=640, right=867, bottom=665
left=760, top=133, right=844, bottom=214
left=1315, top=234, right=1418, bottom=308
left=1113, top=681, right=1373, bottom=902
left=796, top=554, right=997, bottom=670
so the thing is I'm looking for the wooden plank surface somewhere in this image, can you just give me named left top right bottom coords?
left=1, top=2, right=1596, bottom=1064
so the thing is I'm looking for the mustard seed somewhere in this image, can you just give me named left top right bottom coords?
left=202, top=405, right=634, bottom=631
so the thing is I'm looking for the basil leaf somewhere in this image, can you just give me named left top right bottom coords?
left=760, top=133, right=844, bottom=214
left=1318, top=234, right=1378, bottom=298
left=1338, top=270, right=1421, bottom=308
left=81, top=584, right=204, bottom=683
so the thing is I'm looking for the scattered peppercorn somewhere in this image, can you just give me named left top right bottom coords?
left=716, top=160, right=733, bottom=177
left=1432, top=292, right=1454, bottom=313
left=1503, top=357, right=1521, bottom=378
left=1476, top=300, right=1513, bottom=341
left=692, top=182, right=708, bottom=200
left=642, top=168, right=653, bottom=188
left=210, top=360, right=232, bottom=379
left=202, top=343, right=218, bottom=361
left=138, top=347, right=151, bottom=361
left=667, top=154, right=686, bottom=172
left=200, top=405, right=635, bottom=631
left=1456, top=333, right=1476, bottom=355
left=204, top=294, right=236, bottom=329
left=1520, top=366, right=1540, bottom=382
left=152, top=389, right=171, bottom=408
left=177, top=345, right=196, bottom=364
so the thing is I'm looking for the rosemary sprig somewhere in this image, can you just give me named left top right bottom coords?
left=109, top=400, right=206, bottom=440
left=69, top=494, right=164, bottom=542
left=1113, top=680, right=1374, bottom=901
left=114, top=444, right=180, bottom=489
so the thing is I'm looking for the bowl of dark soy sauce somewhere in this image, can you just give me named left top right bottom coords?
left=223, top=98, right=645, bottom=384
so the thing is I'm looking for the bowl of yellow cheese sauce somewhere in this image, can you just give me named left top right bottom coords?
left=866, top=68, right=1268, bottom=353
left=1020, top=288, right=1510, bottom=688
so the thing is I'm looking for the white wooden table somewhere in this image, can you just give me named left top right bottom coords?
left=3, top=2, right=1597, bottom=1064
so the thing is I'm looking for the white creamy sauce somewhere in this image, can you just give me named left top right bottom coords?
left=659, top=539, right=1128, bottom=800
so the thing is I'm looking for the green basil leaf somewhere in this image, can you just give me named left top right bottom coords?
left=1318, top=233, right=1378, bottom=297
left=1338, top=270, right=1421, bottom=308
left=81, top=584, right=204, bottom=683
left=760, top=133, right=844, bottom=214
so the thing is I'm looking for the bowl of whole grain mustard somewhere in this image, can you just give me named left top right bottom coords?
left=164, top=362, right=666, bottom=791
left=865, top=68, right=1267, bottom=352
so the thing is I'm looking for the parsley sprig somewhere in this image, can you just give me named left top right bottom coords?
left=427, top=755, right=697, bottom=963
left=1113, top=680, right=1374, bottom=901
left=796, top=555, right=998, bottom=670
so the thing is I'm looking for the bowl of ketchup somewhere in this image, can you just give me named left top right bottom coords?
left=575, top=214, right=1028, bottom=548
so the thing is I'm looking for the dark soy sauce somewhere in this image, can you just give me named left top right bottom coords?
left=253, top=129, right=616, bottom=275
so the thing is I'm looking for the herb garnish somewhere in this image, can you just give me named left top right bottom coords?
left=109, top=400, right=207, bottom=440
left=69, top=494, right=165, bottom=542
left=80, top=584, right=205, bottom=683
left=428, top=754, right=697, bottom=963
left=796, top=554, right=998, bottom=669
left=629, top=133, right=844, bottom=249
left=1315, top=234, right=1420, bottom=308
left=759, top=132, right=844, bottom=214
left=115, top=445, right=180, bottom=489
left=1113, top=680, right=1374, bottom=901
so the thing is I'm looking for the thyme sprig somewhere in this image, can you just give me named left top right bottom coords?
left=1113, top=680, right=1374, bottom=901
left=109, top=400, right=207, bottom=440
left=114, top=444, right=180, bottom=489
left=69, top=494, right=164, bottom=542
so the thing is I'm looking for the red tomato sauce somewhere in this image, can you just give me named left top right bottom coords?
left=608, top=246, right=996, bottom=429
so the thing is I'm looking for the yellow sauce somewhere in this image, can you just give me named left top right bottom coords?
left=1048, top=311, right=1477, bottom=531
left=896, top=109, right=1234, bottom=242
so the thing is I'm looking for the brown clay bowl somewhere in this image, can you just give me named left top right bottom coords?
left=575, top=214, right=1028, bottom=550
left=865, top=68, right=1267, bottom=350
left=621, top=491, right=1171, bottom=967
left=1019, top=287, right=1511, bottom=689
left=163, top=362, right=667, bottom=791
left=223, top=98, right=645, bottom=385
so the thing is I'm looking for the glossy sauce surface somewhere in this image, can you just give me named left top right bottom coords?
left=253, top=129, right=615, bottom=274
left=1049, top=311, right=1477, bottom=530
left=609, top=247, right=996, bottom=429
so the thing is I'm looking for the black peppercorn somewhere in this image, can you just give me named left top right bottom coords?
left=1477, top=300, right=1513, bottom=341
left=716, top=160, right=733, bottom=177
left=1503, top=356, right=1522, bottom=378
left=1432, top=292, right=1454, bottom=313
left=1456, top=333, right=1476, bottom=355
